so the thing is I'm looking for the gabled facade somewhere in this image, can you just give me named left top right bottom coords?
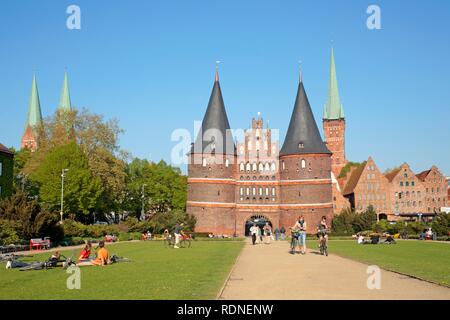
left=342, top=157, right=390, bottom=217
left=416, top=166, right=448, bottom=213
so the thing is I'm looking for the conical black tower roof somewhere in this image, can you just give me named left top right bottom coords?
left=280, top=79, right=331, bottom=156
left=191, top=71, right=236, bottom=155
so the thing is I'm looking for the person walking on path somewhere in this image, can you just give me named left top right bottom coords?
left=250, top=223, right=258, bottom=245
left=274, top=227, right=280, bottom=241
left=263, top=223, right=272, bottom=244
left=280, top=226, right=286, bottom=241
left=293, top=216, right=307, bottom=254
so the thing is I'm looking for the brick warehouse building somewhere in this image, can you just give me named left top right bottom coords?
left=187, top=69, right=334, bottom=236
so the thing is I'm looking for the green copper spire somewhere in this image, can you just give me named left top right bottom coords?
left=323, top=47, right=344, bottom=120
left=58, top=71, right=72, bottom=111
left=25, top=74, right=43, bottom=129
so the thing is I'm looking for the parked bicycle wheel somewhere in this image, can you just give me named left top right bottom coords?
left=180, top=239, right=191, bottom=248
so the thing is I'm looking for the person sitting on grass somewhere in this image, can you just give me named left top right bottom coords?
left=77, top=241, right=110, bottom=266
left=78, top=241, right=92, bottom=262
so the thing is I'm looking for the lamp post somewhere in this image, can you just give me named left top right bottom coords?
left=141, top=184, right=147, bottom=221
left=60, top=169, right=69, bottom=224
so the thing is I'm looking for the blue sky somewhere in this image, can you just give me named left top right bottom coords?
left=0, top=0, right=449, bottom=175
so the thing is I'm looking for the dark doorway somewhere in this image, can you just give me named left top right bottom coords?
left=379, top=213, right=388, bottom=221
left=245, top=215, right=272, bottom=236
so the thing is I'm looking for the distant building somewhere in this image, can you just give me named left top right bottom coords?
left=385, top=163, right=426, bottom=218
left=342, top=157, right=390, bottom=219
left=0, top=143, right=14, bottom=198
left=323, top=47, right=347, bottom=178
left=415, top=166, right=448, bottom=213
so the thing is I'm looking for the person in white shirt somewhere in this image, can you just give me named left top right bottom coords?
left=357, top=234, right=365, bottom=244
left=250, top=224, right=259, bottom=245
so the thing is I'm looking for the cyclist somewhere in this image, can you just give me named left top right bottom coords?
left=293, top=216, right=307, bottom=255
left=317, top=216, right=329, bottom=248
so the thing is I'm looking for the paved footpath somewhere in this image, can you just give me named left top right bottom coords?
left=218, top=239, right=450, bottom=300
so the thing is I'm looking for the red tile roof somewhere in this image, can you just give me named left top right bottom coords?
left=416, top=169, right=431, bottom=181
left=342, top=162, right=367, bottom=196
left=384, top=168, right=401, bottom=182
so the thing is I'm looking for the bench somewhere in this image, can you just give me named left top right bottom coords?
left=29, top=238, right=51, bottom=251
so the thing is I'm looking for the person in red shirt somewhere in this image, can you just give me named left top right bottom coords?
left=78, top=241, right=92, bottom=262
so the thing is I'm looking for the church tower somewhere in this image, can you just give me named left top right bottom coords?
left=279, top=69, right=333, bottom=233
left=187, top=70, right=237, bottom=236
left=323, top=47, right=346, bottom=178
left=21, top=74, right=43, bottom=152
left=58, top=71, right=72, bottom=111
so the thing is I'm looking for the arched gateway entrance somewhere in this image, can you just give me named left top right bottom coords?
left=245, top=215, right=272, bottom=236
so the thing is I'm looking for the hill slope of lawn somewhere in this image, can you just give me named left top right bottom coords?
left=0, top=240, right=244, bottom=300
left=319, top=240, right=450, bottom=287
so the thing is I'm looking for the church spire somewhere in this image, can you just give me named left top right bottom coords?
left=191, top=69, right=235, bottom=155
left=21, top=74, right=43, bottom=151
left=58, top=71, right=72, bottom=111
left=25, top=74, right=43, bottom=130
left=323, top=47, right=344, bottom=120
left=280, top=69, right=330, bottom=156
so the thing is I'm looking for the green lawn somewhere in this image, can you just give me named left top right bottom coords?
left=0, top=240, right=244, bottom=300
left=314, top=240, right=450, bottom=287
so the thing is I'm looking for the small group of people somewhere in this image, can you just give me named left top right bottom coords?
left=290, top=215, right=329, bottom=255
left=249, top=222, right=274, bottom=245
left=77, top=240, right=111, bottom=266
left=141, top=230, right=152, bottom=241
left=356, top=233, right=396, bottom=245
left=419, top=228, right=434, bottom=240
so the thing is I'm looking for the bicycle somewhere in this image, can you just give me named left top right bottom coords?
left=318, top=230, right=328, bottom=256
left=289, top=228, right=300, bottom=254
left=179, top=235, right=192, bottom=248
left=164, top=235, right=174, bottom=247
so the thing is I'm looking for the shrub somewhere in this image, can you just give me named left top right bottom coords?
left=353, top=206, right=377, bottom=232
left=0, top=219, right=20, bottom=245
left=432, top=213, right=450, bottom=237
left=332, top=208, right=357, bottom=235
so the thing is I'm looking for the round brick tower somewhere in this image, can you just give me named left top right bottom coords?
left=187, top=70, right=237, bottom=236
left=279, top=74, right=334, bottom=234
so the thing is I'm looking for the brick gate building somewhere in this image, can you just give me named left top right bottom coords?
left=187, top=69, right=334, bottom=236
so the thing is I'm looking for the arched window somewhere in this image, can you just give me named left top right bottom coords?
left=239, top=162, right=245, bottom=171
left=240, top=188, right=244, bottom=196
left=272, top=188, right=276, bottom=196
left=259, top=163, right=264, bottom=171
left=246, top=188, right=250, bottom=196
left=252, top=163, right=257, bottom=171
left=301, top=159, right=306, bottom=169
left=225, top=158, right=229, bottom=167
left=202, top=158, right=207, bottom=167
left=259, top=188, right=263, bottom=196
left=252, top=188, right=256, bottom=196
left=246, top=162, right=251, bottom=172
left=265, top=188, right=269, bottom=196
left=271, top=162, right=276, bottom=171
left=282, top=161, right=285, bottom=170
left=265, top=163, right=270, bottom=171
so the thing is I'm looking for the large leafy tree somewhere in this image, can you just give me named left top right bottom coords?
left=29, top=142, right=103, bottom=219
left=124, top=158, right=187, bottom=218
left=24, top=108, right=127, bottom=215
